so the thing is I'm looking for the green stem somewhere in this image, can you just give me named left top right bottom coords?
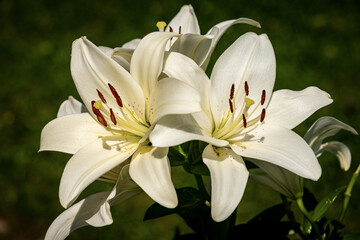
left=339, top=164, right=360, bottom=222
left=194, top=174, right=210, bottom=201
left=296, top=197, right=323, bottom=239
left=280, top=195, right=308, bottom=239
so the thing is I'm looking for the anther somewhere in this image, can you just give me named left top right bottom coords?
left=156, top=21, right=167, bottom=32
left=91, top=101, right=107, bottom=127
left=242, top=114, right=247, bottom=128
left=169, top=26, right=173, bottom=32
left=108, top=83, right=123, bottom=107
left=179, top=26, right=182, bottom=34
left=110, top=108, right=117, bottom=125
left=230, top=84, right=235, bottom=100
left=97, top=89, right=107, bottom=104
left=260, top=108, right=266, bottom=122
left=229, top=99, right=234, bottom=113
left=261, top=90, right=266, bottom=105
left=244, top=81, right=249, bottom=96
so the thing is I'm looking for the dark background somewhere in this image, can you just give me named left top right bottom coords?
left=1, top=0, right=359, bottom=239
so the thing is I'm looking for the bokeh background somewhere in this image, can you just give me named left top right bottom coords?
left=1, top=0, right=359, bottom=239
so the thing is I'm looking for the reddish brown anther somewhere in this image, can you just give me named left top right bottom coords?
left=108, top=83, right=123, bottom=107
left=260, top=108, right=266, bottom=122
left=261, top=90, right=266, bottom=105
left=244, top=81, right=249, bottom=96
left=169, top=26, right=173, bottom=32
left=97, top=89, right=107, bottom=104
left=229, top=99, right=234, bottom=113
left=230, top=84, right=235, bottom=100
left=242, top=114, right=247, bottom=128
left=179, top=26, right=182, bottom=34
left=110, top=108, right=117, bottom=125
left=91, top=101, right=107, bottom=127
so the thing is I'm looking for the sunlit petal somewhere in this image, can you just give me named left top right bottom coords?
left=40, top=113, right=108, bottom=154
left=57, top=96, right=87, bottom=117
left=318, top=141, right=352, bottom=171
left=203, top=145, right=248, bottom=222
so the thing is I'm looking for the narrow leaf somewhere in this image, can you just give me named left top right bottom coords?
left=312, top=186, right=346, bottom=221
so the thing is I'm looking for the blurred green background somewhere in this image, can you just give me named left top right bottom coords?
left=1, top=0, right=359, bottom=239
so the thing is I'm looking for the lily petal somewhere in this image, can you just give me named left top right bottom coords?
left=130, top=32, right=177, bottom=101
left=57, top=96, right=87, bottom=117
left=40, top=113, right=109, bottom=154
left=165, top=5, right=200, bottom=35
left=129, top=146, right=178, bottom=208
left=150, top=113, right=228, bottom=147
left=203, top=145, right=249, bottom=222
left=230, top=124, right=321, bottom=180
left=200, top=18, right=261, bottom=69
left=45, top=191, right=112, bottom=240
left=163, top=52, right=211, bottom=113
left=149, top=77, right=202, bottom=124
left=318, top=141, right=352, bottom=171
left=210, top=33, right=276, bottom=126
left=71, top=37, right=145, bottom=121
left=59, top=137, right=138, bottom=208
left=304, top=116, right=358, bottom=153
left=121, top=38, right=141, bottom=49
left=265, top=87, right=333, bottom=129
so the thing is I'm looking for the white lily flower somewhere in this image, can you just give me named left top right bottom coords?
left=45, top=163, right=142, bottom=240
left=250, top=116, right=357, bottom=199
left=40, top=31, right=202, bottom=210
left=150, top=32, right=333, bottom=221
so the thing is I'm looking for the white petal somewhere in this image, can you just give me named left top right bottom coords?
left=40, top=113, right=109, bottom=154
left=60, top=137, right=138, bottom=208
left=149, top=77, right=202, bottom=124
left=203, top=145, right=249, bottom=222
left=163, top=52, right=211, bottom=113
left=230, top=124, right=321, bottom=180
left=265, top=87, right=333, bottom=129
left=304, top=116, right=358, bottom=153
left=210, top=33, right=276, bottom=127
left=121, top=38, right=141, bottom=49
left=318, top=141, right=352, bottom=171
left=200, top=18, right=261, bottom=69
left=71, top=37, right=145, bottom=121
left=45, top=191, right=112, bottom=240
left=129, top=146, right=178, bottom=208
left=57, top=96, right=87, bottom=117
left=166, top=4, right=200, bottom=34
left=150, top=113, right=228, bottom=147
left=130, top=32, right=177, bottom=100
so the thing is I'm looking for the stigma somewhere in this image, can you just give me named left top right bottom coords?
left=156, top=21, right=167, bottom=32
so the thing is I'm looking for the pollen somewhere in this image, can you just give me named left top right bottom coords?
left=156, top=21, right=167, bottom=32
left=261, top=90, right=266, bottom=105
left=244, top=81, right=249, bottom=96
left=94, top=100, right=102, bottom=110
left=230, top=84, right=235, bottom=100
left=245, top=97, right=255, bottom=108
left=260, top=108, right=266, bottom=122
left=97, top=89, right=107, bottom=104
left=108, top=83, right=123, bottom=108
left=229, top=99, right=234, bottom=113
left=242, top=114, right=247, bottom=128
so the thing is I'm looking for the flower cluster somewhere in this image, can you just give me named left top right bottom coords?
left=39, top=5, right=356, bottom=240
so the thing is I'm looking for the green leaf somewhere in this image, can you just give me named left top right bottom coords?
left=248, top=203, right=286, bottom=223
left=168, top=146, right=186, bottom=166
left=186, top=161, right=210, bottom=176
left=311, top=186, right=346, bottom=221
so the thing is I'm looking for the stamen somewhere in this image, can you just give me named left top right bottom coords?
left=242, top=114, right=247, bottom=128
left=91, top=101, right=107, bottom=127
left=169, top=26, right=173, bottom=32
left=244, top=81, right=249, bottom=96
left=230, top=84, right=235, bottom=100
left=261, top=90, right=266, bottom=105
left=110, top=108, right=117, bottom=125
left=156, top=21, right=167, bottom=32
left=97, top=89, right=107, bottom=104
left=179, top=26, right=182, bottom=34
left=229, top=99, right=234, bottom=113
left=260, top=108, right=266, bottom=122
left=108, top=83, right=123, bottom=107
